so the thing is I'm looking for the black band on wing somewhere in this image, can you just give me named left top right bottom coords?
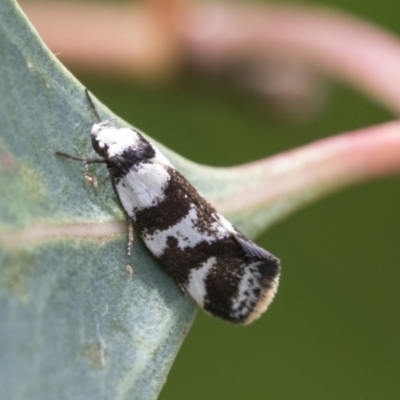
left=110, top=133, right=156, bottom=179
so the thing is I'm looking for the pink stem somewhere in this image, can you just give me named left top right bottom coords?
left=20, top=2, right=400, bottom=112
left=179, top=3, right=400, bottom=114
left=214, top=120, right=400, bottom=221
left=19, top=2, right=182, bottom=79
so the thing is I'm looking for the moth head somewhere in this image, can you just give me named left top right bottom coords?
left=91, top=121, right=113, bottom=158
left=91, top=123, right=150, bottom=160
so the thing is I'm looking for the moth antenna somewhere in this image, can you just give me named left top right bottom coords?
left=84, top=88, right=102, bottom=123
left=55, top=151, right=106, bottom=164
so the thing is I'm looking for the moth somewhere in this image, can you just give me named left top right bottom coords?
left=56, top=89, right=281, bottom=324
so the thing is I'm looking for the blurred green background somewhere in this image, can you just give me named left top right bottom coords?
left=72, top=0, right=400, bottom=399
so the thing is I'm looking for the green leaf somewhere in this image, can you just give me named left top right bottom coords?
left=0, top=2, right=197, bottom=399
left=0, top=1, right=287, bottom=399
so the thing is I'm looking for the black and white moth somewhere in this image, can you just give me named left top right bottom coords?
left=56, top=90, right=280, bottom=325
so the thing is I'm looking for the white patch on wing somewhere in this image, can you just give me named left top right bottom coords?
left=186, top=257, right=216, bottom=306
left=143, top=205, right=230, bottom=257
left=231, top=263, right=261, bottom=314
left=108, top=128, right=142, bottom=157
left=152, top=147, right=173, bottom=167
left=116, top=163, right=171, bottom=214
left=216, top=214, right=238, bottom=235
left=231, top=262, right=280, bottom=324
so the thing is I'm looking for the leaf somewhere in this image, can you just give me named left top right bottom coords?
left=0, top=2, right=198, bottom=399
left=1, top=1, right=294, bottom=398
left=3, top=0, right=400, bottom=398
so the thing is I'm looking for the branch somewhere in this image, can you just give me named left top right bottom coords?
left=207, top=120, right=400, bottom=234
left=21, top=1, right=400, bottom=113
left=178, top=3, right=400, bottom=114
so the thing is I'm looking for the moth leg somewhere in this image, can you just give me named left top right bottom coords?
left=127, top=218, right=135, bottom=256
left=178, top=283, right=188, bottom=296
left=55, top=151, right=106, bottom=164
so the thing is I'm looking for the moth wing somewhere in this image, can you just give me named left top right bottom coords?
left=212, top=213, right=278, bottom=261
left=233, top=234, right=277, bottom=261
